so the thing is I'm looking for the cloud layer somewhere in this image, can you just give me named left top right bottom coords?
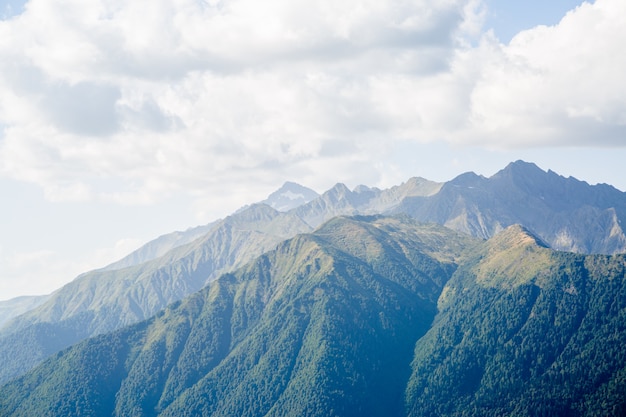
left=0, top=0, right=624, bottom=209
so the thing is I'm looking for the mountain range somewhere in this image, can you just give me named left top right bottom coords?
left=1, top=216, right=625, bottom=416
left=1, top=160, right=625, bottom=415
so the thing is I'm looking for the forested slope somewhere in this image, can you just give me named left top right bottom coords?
left=407, top=226, right=626, bottom=416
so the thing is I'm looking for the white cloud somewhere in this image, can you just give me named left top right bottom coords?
left=460, top=0, right=626, bottom=147
left=0, top=0, right=624, bottom=209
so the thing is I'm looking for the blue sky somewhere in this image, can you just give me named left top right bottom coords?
left=484, top=0, right=585, bottom=42
left=1, top=0, right=625, bottom=301
left=0, top=0, right=26, bottom=19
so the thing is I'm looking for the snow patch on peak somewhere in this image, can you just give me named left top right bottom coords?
left=262, top=182, right=319, bottom=212
left=280, top=191, right=306, bottom=201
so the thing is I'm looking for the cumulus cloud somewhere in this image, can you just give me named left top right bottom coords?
left=460, top=0, right=626, bottom=147
left=45, top=81, right=121, bottom=136
left=0, top=0, right=624, bottom=208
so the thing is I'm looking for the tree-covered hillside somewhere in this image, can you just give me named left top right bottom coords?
left=0, top=216, right=474, bottom=417
left=406, top=226, right=626, bottom=416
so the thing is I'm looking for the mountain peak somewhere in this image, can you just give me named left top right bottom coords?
left=508, top=159, right=541, bottom=170
left=397, top=177, right=443, bottom=197
left=262, top=182, right=319, bottom=212
left=473, top=224, right=553, bottom=288
left=493, top=160, right=546, bottom=181
left=353, top=184, right=376, bottom=194
left=328, top=182, right=351, bottom=194
left=488, top=224, right=550, bottom=251
left=448, top=171, right=485, bottom=187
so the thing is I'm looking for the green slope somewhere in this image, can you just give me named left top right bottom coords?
left=0, top=216, right=474, bottom=417
left=406, top=226, right=626, bottom=416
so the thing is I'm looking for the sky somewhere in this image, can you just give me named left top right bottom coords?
left=1, top=0, right=625, bottom=301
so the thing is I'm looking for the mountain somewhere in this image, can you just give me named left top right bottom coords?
left=2, top=218, right=625, bottom=416
left=294, top=176, right=442, bottom=228
left=0, top=216, right=476, bottom=416
left=0, top=204, right=312, bottom=385
left=28, top=181, right=315, bottom=311
left=245, top=161, right=626, bottom=256
left=0, top=223, right=218, bottom=333
left=394, top=160, right=626, bottom=254
left=406, top=225, right=626, bottom=416
left=260, top=181, right=320, bottom=212
left=0, top=176, right=443, bottom=383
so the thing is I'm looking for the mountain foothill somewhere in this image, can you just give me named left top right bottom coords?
left=1, top=160, right=626, bottom=416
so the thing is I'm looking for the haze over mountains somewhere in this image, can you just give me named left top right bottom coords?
left=1, top=160, right=626, bottom=415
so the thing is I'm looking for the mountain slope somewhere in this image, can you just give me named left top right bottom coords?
left=0, top=204, right=312, bottom=385
left=104, top=181, right=316, bottom=271
left=406, top=226, right=626, bottom=416
left=0, top=216, right=476, bottom=417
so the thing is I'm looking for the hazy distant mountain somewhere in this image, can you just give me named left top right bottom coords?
left=260, top=181, right=320, bottom=212
left=104, top=181, right=315, bottom=272
left=294, top=176, right=442, bottom=228
left=3, top=217, right=624, bottom=416
left=103, top=182, right=316, bottom=272
left=286, top=161, right=626, bottom=255
left=0, top=224, right=218, bottom=332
